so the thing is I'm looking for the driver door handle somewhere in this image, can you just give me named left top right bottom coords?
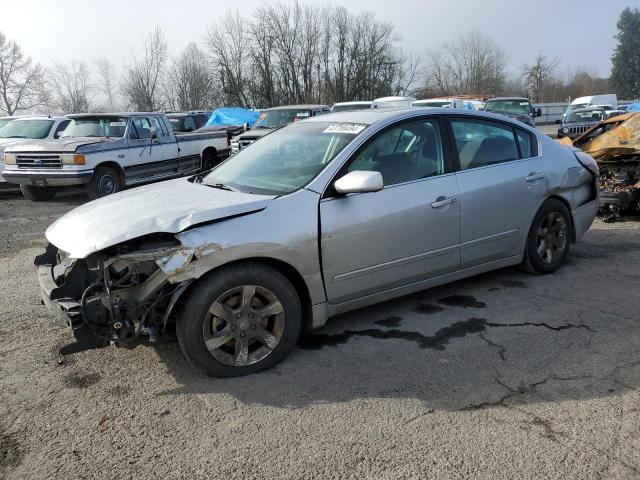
left=431, top=196, right=457, bottom=208
left=526, top=173, right=545, bottom=182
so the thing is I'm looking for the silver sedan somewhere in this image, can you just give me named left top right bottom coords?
left=37, top=108, right=599, bottom=376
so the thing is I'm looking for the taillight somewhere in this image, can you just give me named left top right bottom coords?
left=573, top=150, right=599, bottom=177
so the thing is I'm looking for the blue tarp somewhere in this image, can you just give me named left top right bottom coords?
left=626, top=102, right=640, bottom=112
left=205, top=108, right=260, bottom=127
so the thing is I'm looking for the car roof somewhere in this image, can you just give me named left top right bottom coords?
left=333, top=101, right=372, bottom=105
left=305, top=107, right=539, bottom=128
left=12, top=115, right=68, bottom=121
left=166, top=111, right=211, bottom=117
left=487, top=97, right=530, bottom=102
left=67, top=112, right=160, bottom=118
left=264, top=104, right=328, bottom=111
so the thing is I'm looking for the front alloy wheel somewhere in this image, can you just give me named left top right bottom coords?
left=204, top=285, right=285, bottom=367
left=177, top=263, right=302, bottom=377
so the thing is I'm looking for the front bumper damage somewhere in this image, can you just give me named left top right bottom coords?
left=34, top=238, right=211, bottom=347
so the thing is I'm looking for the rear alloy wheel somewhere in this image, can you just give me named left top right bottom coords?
left=177, top=263, right=301, bottom=377
left=87, top=166, right=122, bottom=200
left=20, top=185, right=58, bottom=201
left=523, top=199, right=572, bottom=274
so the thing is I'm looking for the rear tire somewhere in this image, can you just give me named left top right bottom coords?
left=20, top=185, right=58, bottom=201
left=202, top=149, right=219, bottom=171
left=522, top=199, right=572, bottom=274
left=86, top=166, right=123, bottom=200
left=176, top=263, right=302, bottom=377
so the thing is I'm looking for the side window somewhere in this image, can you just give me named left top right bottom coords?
left=515, top=128, right=536, bottom=158
left=130, top=117, right=152, bottom=139
left=451, top=119, right=519, bottom=170
left=195, top=115, right=209, bottom=128
left=151, top=117, right=168, bottom=137
left=183, top=116, right=197, bottom=132
left=346, top=118, right=445, bottom=186
left=53, top=120, right=70, bottom=138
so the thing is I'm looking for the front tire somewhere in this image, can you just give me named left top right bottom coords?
left=176, top=263, right=302, bottom=377
left=20, top=185, right=58, bottom=201
left=86, top=166, right=123, bottom=200
left=523, top=199, right=572, bottom=274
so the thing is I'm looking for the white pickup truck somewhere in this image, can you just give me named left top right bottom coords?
left=2, top=113, right=230, bottom=201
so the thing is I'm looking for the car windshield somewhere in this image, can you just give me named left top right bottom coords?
left=0, top=119, right=54, bottom=139
left=253, top=109, right=312, bottom=129
left=61, top=116, right=128, bottom=138
left=331, top=104, right=371, bottom=112
left=414, top=101, right=452, bottom=108
left=566, top=111, right=603, bottom=123
left=0, top=119, right=15, bottom=130
left=484, top=100, right=531, bottom=115
left=203, top=122, right=364, bottom=195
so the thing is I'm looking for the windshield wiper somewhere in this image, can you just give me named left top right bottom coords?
left=5, top=135, right=27, bottom=138
left=207, top=182, right=238, bottom=192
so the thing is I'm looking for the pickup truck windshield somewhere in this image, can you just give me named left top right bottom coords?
left=0, top=119, right=15, bottom=130
left=484, top=100, right=531, bottom=115
left=203, top=122, right=363, bottom=195
left=0, top=119, right=53, bottom=139
left=253, top=109, right=312, bottom=129
left=566, top=111, right=603, bottom=123
left=61, top=116, right=128, bottom=138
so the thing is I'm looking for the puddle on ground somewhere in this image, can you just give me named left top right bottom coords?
left=412, top=302, right=445, bottom=315
left=374, top=315, right=403, bottom=327
left=299, top=317, right=488, bottom=351
left=438, top=295, right=486, bottom=308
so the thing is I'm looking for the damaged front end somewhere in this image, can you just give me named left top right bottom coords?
left=559, top=112, right=640, bottom=220
left=34, top=234, right=205, bottom=348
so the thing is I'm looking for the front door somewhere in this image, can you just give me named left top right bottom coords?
left=320, top=117, right=461, bottom=304
left=126, top=116, right=167, bottom=182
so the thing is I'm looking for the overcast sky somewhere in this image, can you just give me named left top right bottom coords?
left=0, top=0, right=637, bottom=78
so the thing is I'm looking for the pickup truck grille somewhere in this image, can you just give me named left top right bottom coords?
left=16, top=154, right=62, bottom=169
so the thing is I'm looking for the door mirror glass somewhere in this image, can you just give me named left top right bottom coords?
left=535, top=108, right=542, bottom=118
left=334, top=170, right=383, bottom=194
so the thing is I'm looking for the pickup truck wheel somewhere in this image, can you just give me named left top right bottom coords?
left=20, top=185, right=58, bottom=201
left=202, top=150, right=218, bottom=171
left=522, top=199, right=572, bottom=274
left=87, top=166, right=122, bottom=200
left=176, top=263, right=302, bottom=377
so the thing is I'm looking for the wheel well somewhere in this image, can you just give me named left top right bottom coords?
left=202, top=147, right=217, bottom=159
left=94, top=161, right=125, bottom=180
left=546, top=195, right=576, bottom=242
left=173, top=257, right=314, bottom=330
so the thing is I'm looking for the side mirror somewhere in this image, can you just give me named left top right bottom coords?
left=334, top=170, right=383, bottom=194
left=149, top=127, right=158, bottom=139
left=54, top=131, right=64, bottom=139
left=535, top=108, right=542, bottom=118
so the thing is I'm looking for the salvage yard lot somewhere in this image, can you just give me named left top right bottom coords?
left=1, top=191, right=640, bottom=479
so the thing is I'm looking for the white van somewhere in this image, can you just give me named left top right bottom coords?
left=412, top=98, right=465, bottom=109
left=371, top=96, right=416, bottom=108
left=566, top=94, right=617, bottom=116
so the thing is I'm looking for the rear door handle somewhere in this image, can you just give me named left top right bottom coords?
left=431, top=196, right=457, bottom=208
left=526, top=173, right=545, bottom=182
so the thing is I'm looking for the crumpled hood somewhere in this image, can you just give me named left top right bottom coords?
left=46, top=177, right=275, bottom=258
left=6, top=137, right=108, bottom=153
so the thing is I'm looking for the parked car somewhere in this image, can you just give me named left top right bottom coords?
left=3, top=113, right=229, bottom=201
left=0, top=116, right=70, bottom=190
left=371, top=96, right=416, bottom=108
left=331, top=101, right=372, bottom=112
left=482, top=97, right=541, bottom=127
left=412, top=98, right=465, bottom=109
left=36, top=108, right=599, bottom=376
left=557, top=107, right=607, bottom=139
left=230, top=105, right=329, bottom=153
left=564, top=94, right=617, bottom=118
left=166, top=111, right=212, bottom=133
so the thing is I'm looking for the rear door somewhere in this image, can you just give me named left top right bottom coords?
left=320, top=116, right=461, bottom=304
left=448, top=116, right=547, bottom=268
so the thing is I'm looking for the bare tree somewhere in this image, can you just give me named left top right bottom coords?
left=94, top=57, right=118, bottom=110
left=166, top=43, right=215, bottom=111
left=49, top=60, right=93, bottom=113
left=0, top=31, right=44, bottom=115
left=522, top=52, right=559, bottom=102
left=421, top=31, right=507, bottom=96
left=204, top=11, right=251, bottom=107
left=121, top=27, right=168, bottom=111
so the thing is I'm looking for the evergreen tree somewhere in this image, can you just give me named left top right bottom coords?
left=611, top=7, right=640, bottom=98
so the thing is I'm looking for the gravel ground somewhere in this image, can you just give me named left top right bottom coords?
left=1, top=189, right=640, bottom=479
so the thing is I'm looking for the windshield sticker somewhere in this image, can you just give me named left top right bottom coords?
left=323, top=123, right=366, bottom=134
left=520, top=102, right=529, bottom=106
left=296, top=112, right=311, bottom=118
left=109, top=122, right=126, bottom=127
